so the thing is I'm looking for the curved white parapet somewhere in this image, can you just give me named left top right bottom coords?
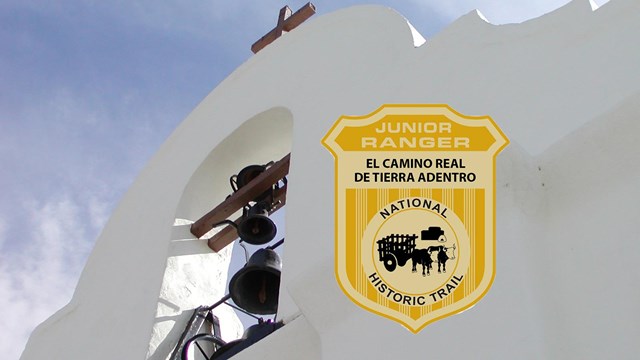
left=21, top=0, right=640, bottom=359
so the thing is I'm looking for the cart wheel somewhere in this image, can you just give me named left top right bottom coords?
left=382, top=254, right=397, bottom=272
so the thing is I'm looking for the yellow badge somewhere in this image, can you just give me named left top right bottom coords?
left=322, top=104, right=508, bottom=332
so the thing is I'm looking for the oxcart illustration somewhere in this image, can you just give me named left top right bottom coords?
left=376, top=227, right=455, bottom=275
left=377, top=234, right=418, bottom=272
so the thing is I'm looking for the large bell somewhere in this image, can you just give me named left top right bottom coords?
left=235, top=165, right=266, bottom=188
left=229, top=248, right=282, bottom=315
left=237, top=203, right=277, bottom=245
left=233, top=164, right=272, bottom=202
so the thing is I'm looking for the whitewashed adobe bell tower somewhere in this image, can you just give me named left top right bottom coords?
left=21, top=1, right=640, bottom=359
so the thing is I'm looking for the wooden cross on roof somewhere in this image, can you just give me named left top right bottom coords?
left=251, top=2, right=316, bottom=54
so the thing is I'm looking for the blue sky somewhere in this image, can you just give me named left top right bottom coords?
left=1, top=0, right=608, bottom=358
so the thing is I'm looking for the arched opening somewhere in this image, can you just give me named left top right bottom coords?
left=175, top=106, right=293, bottom=222
left=161, top=107, right=293, bottom=360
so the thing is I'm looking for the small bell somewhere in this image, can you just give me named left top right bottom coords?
left=237, top=202, right=277, bottom=245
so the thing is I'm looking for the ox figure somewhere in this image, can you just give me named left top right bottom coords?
left=411, top=248, right=433, bottom=276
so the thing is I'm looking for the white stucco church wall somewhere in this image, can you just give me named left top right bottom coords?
left=21, top=0, right=639, bottom=359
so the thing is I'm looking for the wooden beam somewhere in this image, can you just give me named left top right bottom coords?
left=190, top=153, right=290, bottom=239
left=251, top=2, right=316, bottom=54
left=207, top=186, right=287, bottom=252
left=278, top=5, right=293, bottom=31
left=282, top=2, right=316, bottom=32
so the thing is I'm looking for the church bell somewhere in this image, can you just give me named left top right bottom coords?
left=229, top=248, right=282, bottom=315
left=232, top=163, right=273, bottom=202
left=235, top=164, right=265, bottom=187
left=237, top=202, right=277, bottom=245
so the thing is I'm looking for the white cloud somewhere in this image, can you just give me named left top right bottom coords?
left=87, top=195, right=110, bottom=232
left=0, top=195, right=103, bottom=359
left=409, top=0, right=609, bottom=25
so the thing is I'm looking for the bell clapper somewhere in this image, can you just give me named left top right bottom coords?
left=258, top=275, right=268, bottom=304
